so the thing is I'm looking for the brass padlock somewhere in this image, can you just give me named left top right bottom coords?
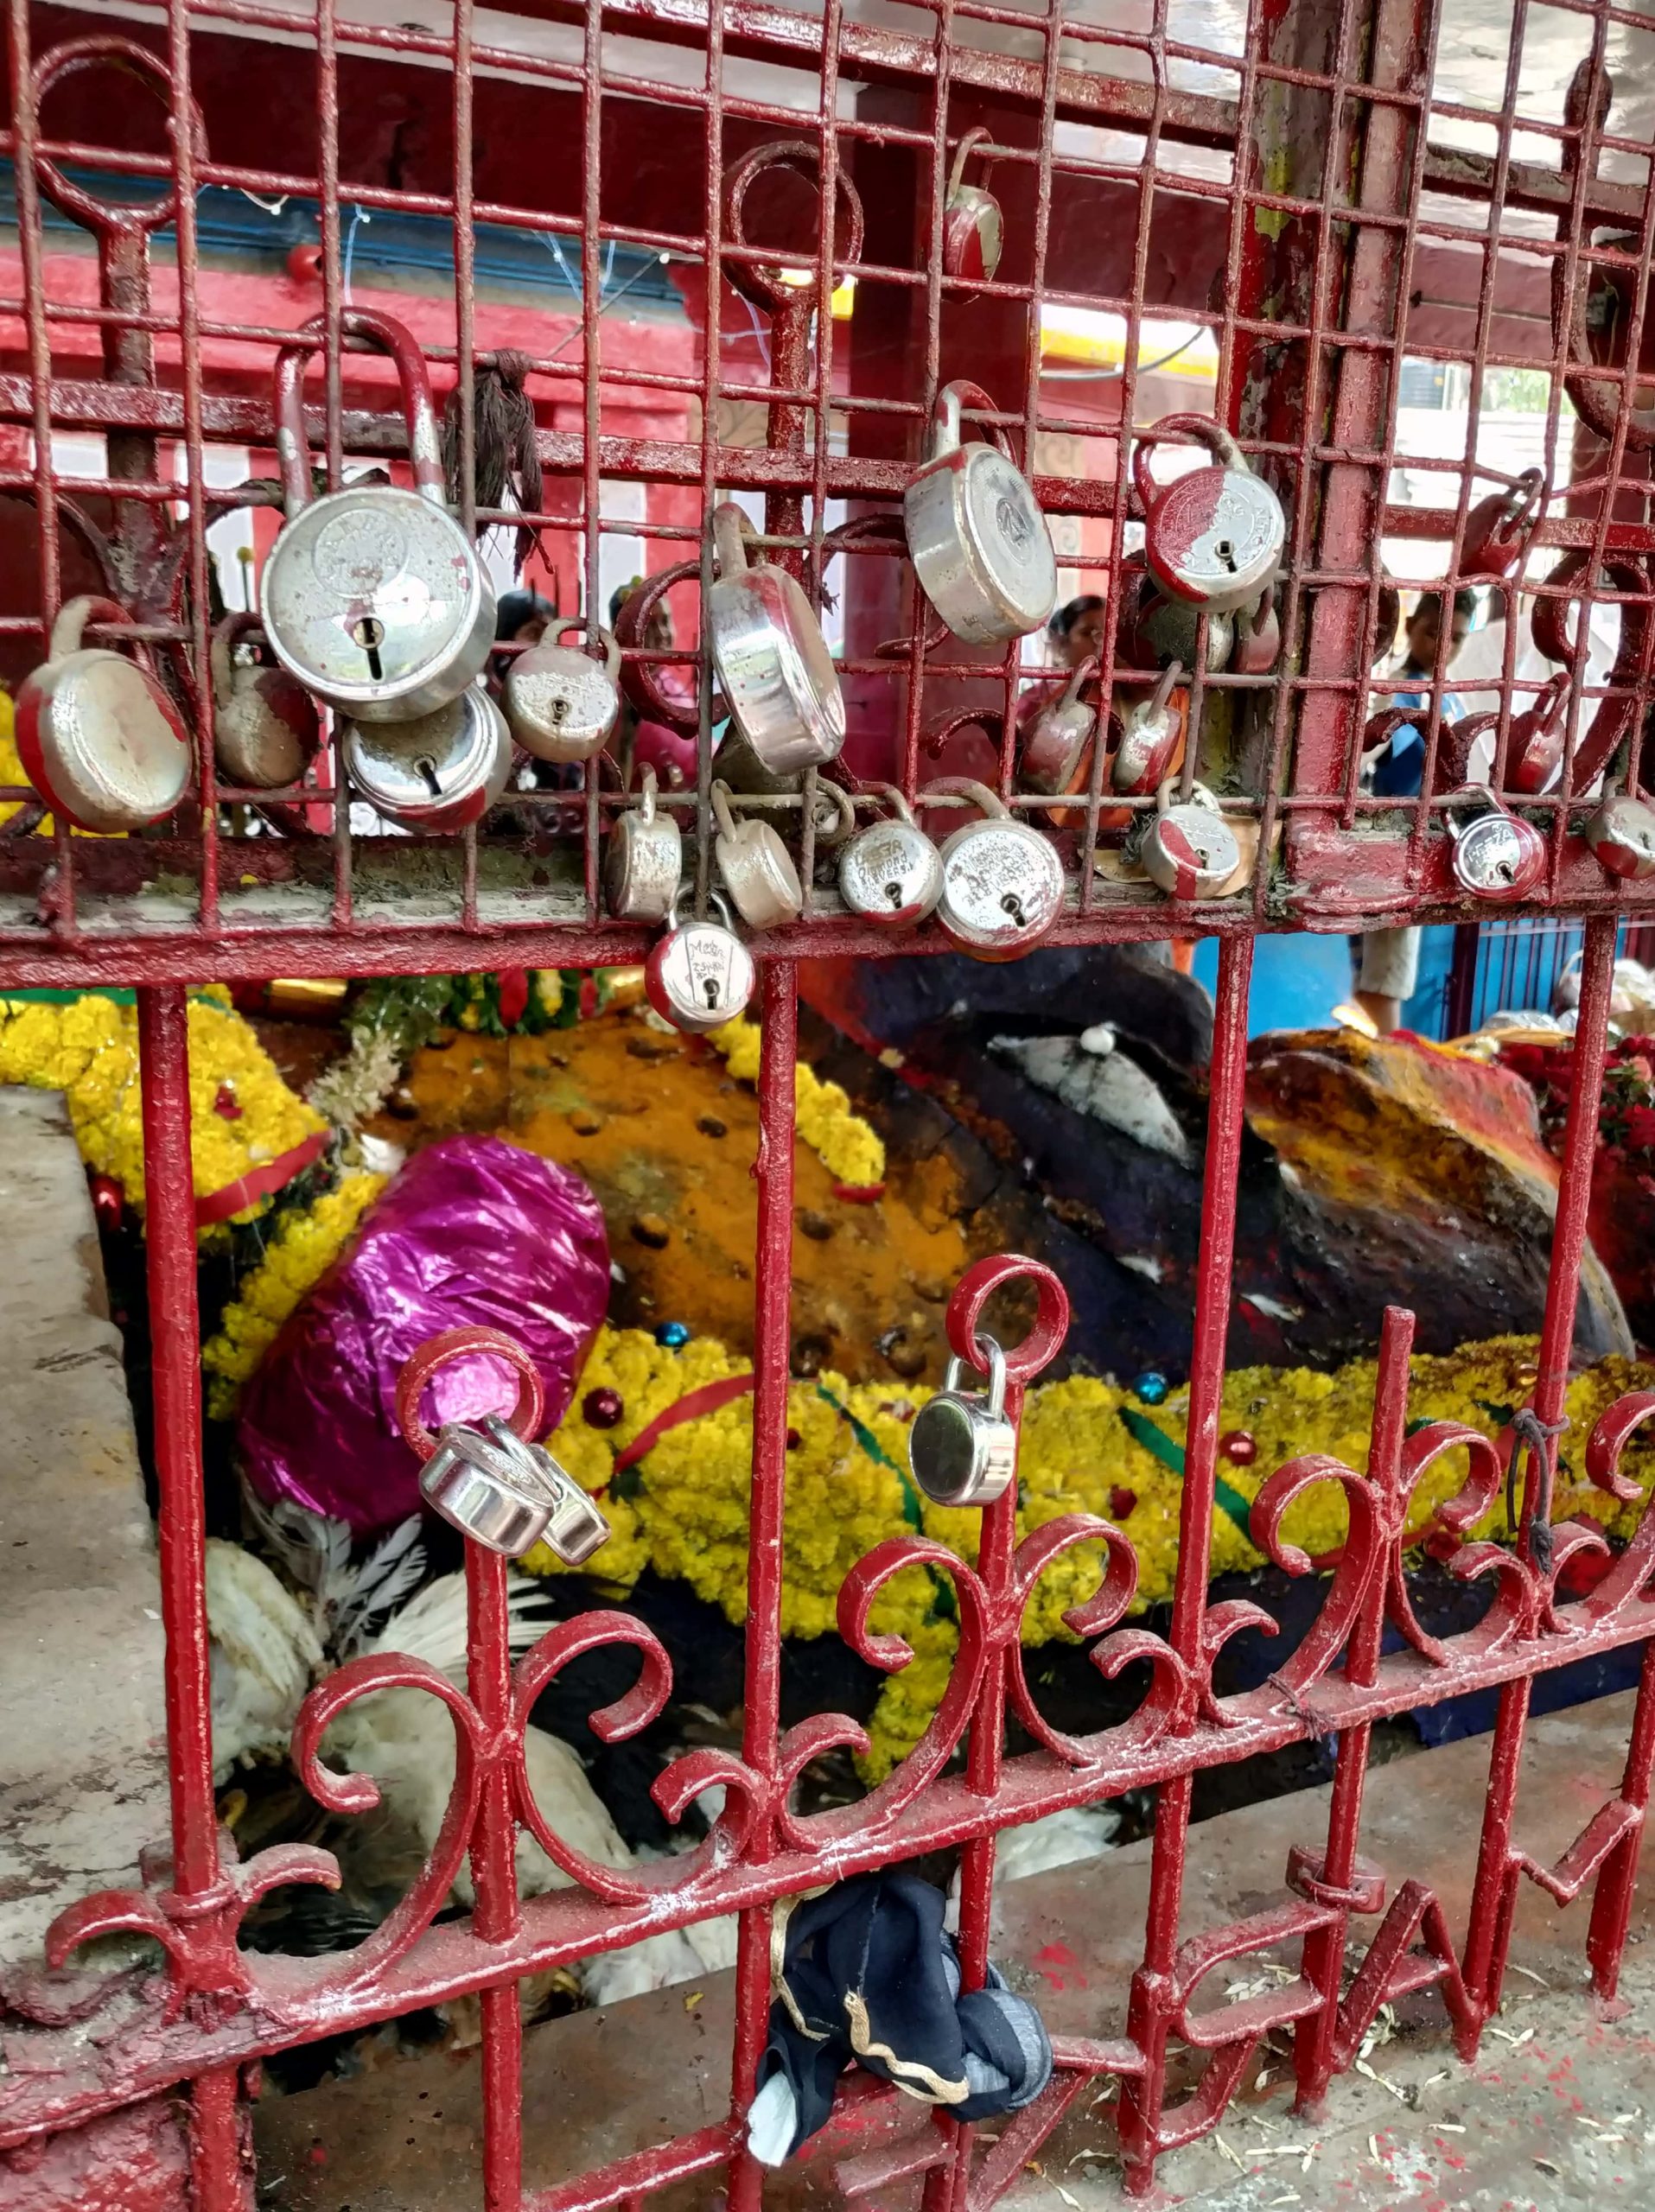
left=907, top=1338, right=1015, bottom=1507
left=209, top=613, right=320, bottom=791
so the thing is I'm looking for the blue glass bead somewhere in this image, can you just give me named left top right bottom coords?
left=1133, top=1370, right=1169, bottom=1406
left=656, top=1320, right=691, bottom=1350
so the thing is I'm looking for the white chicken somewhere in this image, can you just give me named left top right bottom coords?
left=204, top=1534, right=734, bottom=2005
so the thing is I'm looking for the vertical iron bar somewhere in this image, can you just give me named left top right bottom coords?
left=468, top=1544, right=525, bottom=2212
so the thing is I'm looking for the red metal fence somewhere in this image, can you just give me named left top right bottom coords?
left=3, top=0, right=1655, bottom=2202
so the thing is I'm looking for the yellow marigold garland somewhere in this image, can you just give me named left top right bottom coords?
left=709, top=1016, right=886, bottom=1189
left=0, top=989, right=327, bottom=1226
left=524, top=1325, right=1655, bottom=1778
left=201, top=1169, right=389, bottom=1419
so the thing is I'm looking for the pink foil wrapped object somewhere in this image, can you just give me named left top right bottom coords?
left=239, top=1135, right=609, bottom=1534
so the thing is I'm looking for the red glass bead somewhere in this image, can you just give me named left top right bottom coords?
left=1110, top=1485, right=1138, bottom=1520
left=214, top=1082, right=244, bottom=1121
left=89, top=1173, right=124, bottom=1230
left=582, top=1387, right=624, bottom=1429
left=1219, top=1428, right=1257, bottom=1466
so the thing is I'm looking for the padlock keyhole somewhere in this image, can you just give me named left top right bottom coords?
left=550, top=696, right=570, bottom=724
left=352, top=614, right=386, bottom=683
left=884, top=880, right=905, bottom=907
left=1214, top=538, right=1238, bottom=574
left=414, top=755, right=442, bottom=798
left=703, top=976, right=721, bottom=1009
left=1001, top=892, right=1026, bottom=926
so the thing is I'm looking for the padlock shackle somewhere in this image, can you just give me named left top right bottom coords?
left=927, top=379, right=1015, bottom=466
left=710, top=778, right=742, bottom=843
left=865, top=780, right=918, bottom=827
left=633, top=761, right=659, bottom=819
left=1130, top=412, right=1245, bottom=518
left=1058, top=651, right=1100, bottom=709
left=812, top=778, right=858, bottom=841
left=945, top=124, right=994, bottom=203
left=710, top=502, right=757, bottom=582
left=48, top=594, right=153, bottom=670
left=920, top=773, right=1008, bottom=819
left=551, top=620, right=622, bottom=683
left=943, top=1336, right=1008, bottom=1420
left=1461, top=467, right=1545, bottom=580
left=273, top=308, right=448, bottom=519
left=1149, top=658, right=1184, bottom=716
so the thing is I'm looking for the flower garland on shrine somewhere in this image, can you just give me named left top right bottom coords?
left=707, top=1016, right=887, bottom=1192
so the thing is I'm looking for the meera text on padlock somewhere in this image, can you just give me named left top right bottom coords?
left=1134, top=413, right=1284, bottom=614
left=1587, top=791, right=1655, bottom=881
left=929, top=777, right=1066, bottom=960
left=907, top=1338, right=1016, bottom=1508
left=261, top=308, right=494, bottom=722
left=1141, top=777, right=1241, bottom=900
left=341, top=682, right=512, bottom=834
left=1113, top=662, right=1185, bottom=793
left=504, top=622, right=623, bottom=763
left=606, top=765, right=683, bottom=921
left=1020, top=654, right=1098, bottom=795
left=645, top=891, right=757, bottom=1033
left=1444, top=785, right=1548, bottom=903
left=209, top=612, right=320, bottom=790
left=941, top=127, right=1003, bottom=283
left=711, top=779, right=804, bottom=929
left=837, top=785, right=944, bottom=925
left=15, top=595, right=193, bottom=832
left=904, top=381, right=1058, bottom=645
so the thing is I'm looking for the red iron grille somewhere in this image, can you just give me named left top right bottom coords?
left=1, top=0, right=1654, bottom=2205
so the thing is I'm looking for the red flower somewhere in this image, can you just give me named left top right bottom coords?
left=1622, top=1103, right=1655, bottom=1153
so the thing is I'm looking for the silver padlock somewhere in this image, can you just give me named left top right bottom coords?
left=941, top=127, right=1003, bottom=283
left=1587, top=791, right=1655, bottom=881
left=420, top=1419, right=557, bottom=1558
left=503, top=622, right=622, bottom=763
left=712, top=779, right=803, bottom=929
left=1020, top=655, right=1098, bottom=796
left=1113, top=663, right=1185, bottom=793
left=341, top=682, right=512, bottom=834
left=1140, top=778, right=1241, bottom=899
left=1135, top=414, right=1285, bottom=614
left=210, top=612, right=320, bottom=790
left=930, top=777, right=1066, bottom=961
left=605, top=765, right=683, bottom=921
left=907, top=1338, right=1016, bottom=1507
left=904, top=381, right=1058, bottom=644
left=479, top=1415, right=611, bottom=1567
left=1445, top=785, right=1547, bottom=903
left=707, top=505, right=844, bottom=775
left=837, top=786, right=944, bottom=925
left=645, top=890, right=757, bottom=1033
left=14, top=595, right=193, bottom=832
left=1120, top=557, right=1233, bottom=674
left=262, top=308, right=494, bottom=722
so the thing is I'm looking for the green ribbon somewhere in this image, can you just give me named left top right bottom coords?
left=816, top=1382, right=957, bottom=1623
left=1117, top=1405, right=1256, bottom=1541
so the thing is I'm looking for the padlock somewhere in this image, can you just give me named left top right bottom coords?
left=1113, top=663, right=1185, bottom=794
left=711, top=779, right=804, bottom=929
left=1504, top=671, right=1570, bottom=796
left=1140, top=778, right=1241, bottom=900
left=1444, top=785, right=1547, bottom=903
left=1020, top=655, right=1098, bottom=796
left=645, top=891, right=757, bottom=1033
left=707, top=505, right=844, bottom=774
left=209, top=612, right=320, bottom=790
left=605, top=765, right=683, bottom=921
left=340, top=682, right=512, bottom=834
left=481, top=1415, right=610, bottom=1567
left=420, top=1415, right=610, bottom=1562
left=261, top=308, right=494, bottom=722
left=941, top=126, right=1003, bottom=283
left=904, top=381, right=1058, bottom=644
left=1461, top=469, right=1544, bottom=582
left=929, top=777, right=1066, bottom=961
left=1230, top=592, right=1281, bottom=676
left=1134, top=414, right=1285, bottom=613
left=837, top=786, right=944, bottom=925
left=907, top=1338, right=1015, bottom=1507
left=1586, top=791, right=1655, bottom=880
left=1117, top=554, right=1232, bottom=674
left=503, top=622, right=622, bottom=764
left=15, top=595, right=192, bottom=832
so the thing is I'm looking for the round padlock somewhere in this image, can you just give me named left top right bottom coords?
left=420, top=1418, right=558, bottom=1557
left=645, top=890, right=758, bottom=1033
left=907, top=1338, right=1016, bottom=1507
left=1113, top=662, right=1186, bottom=793
left=605, top=765, right=683, bottom=921
left=209, top=612, right=320, bottom=791
left=904, top=382, right=1058, bottom=645
left=1117, top=554, right=1233, bottom=674
left=477, top=1414, right=611, bottom=1567
left=837, top=786, right=945, bottom=925
left=928, top=777, right=1066, bottom=961
left=1140, top=778, right=1242, bottom=900
left=707, top=505, right=844, bottom=774
left=1134, top=414, right=1285, bottom=613
left=503, top=622, right=622, bottom=763
left=941, top=127, right=1003, bottom=283
left=1444, top=785, right=1548, bottom=903
left=711, top=779, right=804, bottom=929
left=15, top=596, right=193, bottom=832
left=1586, top=791, right=1655, bottom=881
left=1461, top=469, right=1545, bottom=582
left=1020, top=654, right=1098, bottom=796
left=341, top=682, right=512, bottom=834
left=261, top=308, right=494, bottom=723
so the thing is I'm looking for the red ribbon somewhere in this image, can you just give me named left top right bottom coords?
left=194, top=1128, right=328, bottom=1226
left=609, top=1370, right=756, bottom=1478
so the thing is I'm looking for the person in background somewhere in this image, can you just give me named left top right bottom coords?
left=1350, top=585, right=1478, bottom=1035
left=494, top=587, right=556, bottom=659
left=1048, top=594, right=1109, bottom=671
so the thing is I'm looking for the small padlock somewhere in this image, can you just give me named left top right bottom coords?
left=503, top=622, right=622, bottom=763
left=837, top=786, right=944, bottom=925
left=929, top=777, right=1066, bottom=961
left=941, top=127, right=1003, bottom=283
left=209, top=613, right=320, bottom=790
left=1020, top=655, right=1098, bottom=796
left=1586, top=791, right=1655, bottom=881
left=712, top=779, right=804, bottom=929
left=1140, top=778, right=1241, bottom=900
left=1113, top=662, right=1185, bottom=794
left=646, top=890, right=757, bottom=1033
left=479, top=1415, right=610, bottom=1567
left=1445, top=785, right=1547, bottom=903
left=261, top=308, right=494, bottom=722
left=341, top=682, right=512, bottom=834
left=907, top=1338, right=1016, bottom=1507
left=15, top=595, right=193, bottom=832
left=1134, top=414, right=1285, bottom=613
left=1461, top=468, right=1544, bottom=582
left=1117, top=554, right=1233, bottom=674
left=605, top=765, right=683, bottom=921
left=1230, top=593, right=1280, bottom=676
left=420, top=1418, right=557, bottom=1557
left=1504, top=671, right=1570, bottom=796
